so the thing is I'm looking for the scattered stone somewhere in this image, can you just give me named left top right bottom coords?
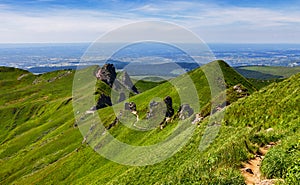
left=266, top=128, right=274, bottom=132
left=233, top=84, right=249, bottom=95
left=165, top=117, right=172, bottom=123
left=32, top=71, right=71, bottom=84
left=246, top=168, right=254, bottom=174
left=192, top=113, right=203, bottom=124
left=241, top=143, right=279, bottom=185
left=160, top=118, right=167, bottom=130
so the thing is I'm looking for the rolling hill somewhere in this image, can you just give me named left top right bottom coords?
left=0, top=61, right=299, bottom=184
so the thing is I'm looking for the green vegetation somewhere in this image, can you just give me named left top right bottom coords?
left=133, top=79, right=166, bottom=93
left=234, top=65, right=300, bottom=90
left=235, top=65, right=300, bottom=79
left=0, top=61, right=299, bottom=184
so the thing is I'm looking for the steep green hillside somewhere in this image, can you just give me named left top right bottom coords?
left=0, top=61, right=298, bottom=184
left=224, top=73, right=300, bottom=184
left=234, top=65, right=300, bottom=89
left=234, top=65, right=300, bottom=90
left=235, top=65, right=300, bottom=79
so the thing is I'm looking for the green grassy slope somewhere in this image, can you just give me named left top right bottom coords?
left=224, top=73, right=300, bottom=184
left=235, top=65, right=300, bottom=79
left=0, top=61, right=298, bottom=184
left=234, top=65, right=300, bottom=90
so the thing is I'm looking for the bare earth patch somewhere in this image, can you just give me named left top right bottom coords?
left=240, top=143, right=283, bottom=185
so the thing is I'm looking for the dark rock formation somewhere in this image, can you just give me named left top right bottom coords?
left=164, top=96, right=174, bottom=117
left=124, top=102, right=137, bottom=112
left=120, top=71, right=139, bottom=94
left=118, top=92, right=126, bottom=102
left=95, top=64, right=116, bottom=87
left=147, top=97, right=174, bottom=119
left=95, top=64, right=138, bottom=95
left=96, top=93, right=112, bottom=109
left=147, top=101, right=162, bottom=119
left=178, top=104, right=194, bottom=120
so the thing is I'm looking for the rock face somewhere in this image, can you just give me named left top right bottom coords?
left=147, top=96, right=174, bottom=119
left=95, top=63, right=138, bottom=95
left=94, top=64, right=139, bottom=110
left=118, top=92, right=126, bottom=102
left=147, top=101, right=161, bottom=119
left=164, top=96, right=174, bottom=117
left=178, top=104, right=194, bottom=120
left=95, top=64, right=116, bottom=87
left=96, top=93, right=112, bottom=109
left=120, top=71, right=139, bottom=94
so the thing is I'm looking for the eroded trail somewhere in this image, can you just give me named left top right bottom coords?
left=240, top=143, right=280, bottom=185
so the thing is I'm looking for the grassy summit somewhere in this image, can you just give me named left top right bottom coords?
left=0, top=61, right=299, bottom=184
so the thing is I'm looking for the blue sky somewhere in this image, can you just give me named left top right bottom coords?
left=1, top=0, right=300, bottom=43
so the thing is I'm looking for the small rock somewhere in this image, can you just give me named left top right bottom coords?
left=245, top=168, right=254, bottom=174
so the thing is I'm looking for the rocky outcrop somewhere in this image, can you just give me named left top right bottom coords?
left=146, top=96, right=174, bottom=119
left=96, top=93, right=112, bottom=109
left=178, top=104, right=194, bottom=120
left=95, top=64, right=116, bottom=87
left=164, top=96, right=174, bottom=118
left=119, top=71, right=139, bottom=94
left=95, top=64, right=138, bottom=94
left=147, top=101, right=161, bottom=119
left=124, top=102, right=136, bottom=112
left=94, top=64, right=139, bottom=111
left=118, top=92, right=126, bottom=102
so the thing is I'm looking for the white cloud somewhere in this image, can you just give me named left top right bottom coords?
left=0, top=1, right=300, bottom=43
left=0, top=9, right=140, bottom=42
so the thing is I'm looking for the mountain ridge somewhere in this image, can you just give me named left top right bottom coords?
left=0, top=61, right=299, bottom=184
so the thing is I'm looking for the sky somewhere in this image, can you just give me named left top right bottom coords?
left=0, top=0, right=300, bottom=43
